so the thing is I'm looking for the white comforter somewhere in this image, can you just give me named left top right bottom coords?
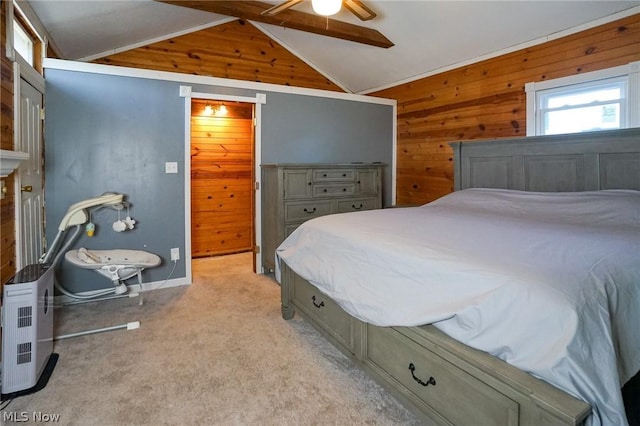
left=275, top=188, right=640, bottom=426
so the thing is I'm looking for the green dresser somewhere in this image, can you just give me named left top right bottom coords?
left=261, top=163, right=383, bottom=272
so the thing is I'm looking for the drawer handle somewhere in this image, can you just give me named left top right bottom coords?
left=311, top=295, right=325, bottom=308
left=323, top=189, right=328, bottom=193
left=308, top=182, right=312, bottom=186
left=342, top=173, right=346, bottom=177
left=303, top=207, right=316, bottom=214
left=409, top=363, right=436, bottom=387
left=323, top=173, right=327, bottom=177
left=342, top=188, right=347, bottom=192
left=352, top=203, right=363, bottom=210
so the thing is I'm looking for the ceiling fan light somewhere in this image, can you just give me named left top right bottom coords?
left=312, top=0, right=342, bottom=16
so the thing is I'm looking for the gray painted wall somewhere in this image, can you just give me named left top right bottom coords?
left=45, top=68, right=394, bottom=293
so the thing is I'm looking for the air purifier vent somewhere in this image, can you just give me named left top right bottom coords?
left=17, top=343, right=32, bottom=365
left=18, top=306, right=33, bottom=328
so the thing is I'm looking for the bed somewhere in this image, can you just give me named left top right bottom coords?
left=275, top=128, right=640, bottom=426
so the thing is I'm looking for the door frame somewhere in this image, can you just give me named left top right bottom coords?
left=180, top=86, right=266, bottom=282
left=13, top=56, right=46, bottom=269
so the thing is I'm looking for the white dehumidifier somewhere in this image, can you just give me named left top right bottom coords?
left=1, top=264, right=58, bottom=401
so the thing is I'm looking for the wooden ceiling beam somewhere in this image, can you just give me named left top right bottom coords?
left=155, top=1, right=394, bottom=48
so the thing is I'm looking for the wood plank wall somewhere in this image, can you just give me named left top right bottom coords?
left=371, top=13, right=640, bottom=205
left=94, top=20, right=343, bottom=92
left=191, top=100, right=254, bottom=257
left=1, top=0, right=17, bottom=285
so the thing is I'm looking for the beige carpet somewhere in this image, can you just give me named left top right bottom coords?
left=3, top=253, right=421, bottom=425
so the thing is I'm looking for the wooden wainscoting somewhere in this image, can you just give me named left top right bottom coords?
left=191, top=100, right=254, bottom=258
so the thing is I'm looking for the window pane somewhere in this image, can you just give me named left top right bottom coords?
left=545, top=86, right=622, bottom=108
left=13, top=21, right=33, bottom=66
left=544, top=103, right=621, bottom=135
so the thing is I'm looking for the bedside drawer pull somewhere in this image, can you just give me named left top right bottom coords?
left=409, top=363, right=436, bottom=387
left=311, top=295, right=325, bottom=308
left=342, top=188, right=347, bottom=191
left=352, top=203, right=363, bottom=210
left=303, top=207, right=317, bottom=214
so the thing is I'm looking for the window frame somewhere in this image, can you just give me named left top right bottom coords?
left=13, top=20, right=34, bottom=67
left=525, top=61, right=640, bottom=136
left=10, top=1, right=49, bottom=75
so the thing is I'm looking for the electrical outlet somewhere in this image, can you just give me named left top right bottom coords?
left=170, top=247, right=180, bottom=261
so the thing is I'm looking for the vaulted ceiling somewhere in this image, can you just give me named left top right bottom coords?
left=24, top=0, right=640, bottom=94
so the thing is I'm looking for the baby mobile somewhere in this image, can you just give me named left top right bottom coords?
left=85, top=203, right=136, bottom=237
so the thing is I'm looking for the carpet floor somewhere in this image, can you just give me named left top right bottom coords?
left=2, top=252, right=422, bottom=425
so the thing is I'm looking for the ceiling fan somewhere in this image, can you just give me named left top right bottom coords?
left=262, top=0, right=377, bottom=21
left=156, top=1, right=393, bottom=48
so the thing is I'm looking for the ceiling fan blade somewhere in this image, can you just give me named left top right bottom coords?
left=261, top=0, right=304, bottom=16
left=343, top=0, right=376, bottom=21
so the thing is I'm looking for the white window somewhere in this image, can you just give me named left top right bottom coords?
left=13, top=21, right=34, bottom=66
left=526, top=62, right=640, bottom=136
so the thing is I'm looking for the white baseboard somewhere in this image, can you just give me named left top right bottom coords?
left=128, top=276, right=190, bottom=293
left=53, top=277, right=191, bottom=305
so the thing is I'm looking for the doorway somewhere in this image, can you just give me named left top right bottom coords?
left=190, top=99, right=255, bottom=265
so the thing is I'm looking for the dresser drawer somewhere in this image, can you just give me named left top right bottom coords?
left=366, top=326, right=519, bottom=426
left=292, top=273, right=354, bottom=352
left=312, top=183, right=356, bottom=197
left=356, top=169, right=380, bottom=195
left=336, top=198, right=378, bottom=213
left=283, top=169, right=312, bottom=199
left=313, top=169, right=355, bottom=182
left=284, top=200, right=333, bottom=222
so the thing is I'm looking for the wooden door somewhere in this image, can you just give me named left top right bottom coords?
left=191, top=100, right=254, bottom=258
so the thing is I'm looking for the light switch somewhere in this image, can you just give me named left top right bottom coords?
left=165, top=162, right=178, bottom=174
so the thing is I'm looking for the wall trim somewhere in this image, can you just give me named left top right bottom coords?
left=42, top=58, right=396, bottom=106
left=53, top=276, right=190, bottom=305
left=180, top=88, right=267, bottom=276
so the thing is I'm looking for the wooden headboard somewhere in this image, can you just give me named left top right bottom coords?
left=450, top=128, right=640, bottom=192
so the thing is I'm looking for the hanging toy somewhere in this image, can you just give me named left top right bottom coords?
left=85, top=211, right=95, bottom=237
left=113, top=209, right=126, bottom=232
left=112, top=220, right=126, bottom=232
left=123, top=205, right=136, bottom=230
left=124, top=216, right=136, bottom=230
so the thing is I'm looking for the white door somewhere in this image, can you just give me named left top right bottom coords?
left=16, top=78, right=45, bottom=268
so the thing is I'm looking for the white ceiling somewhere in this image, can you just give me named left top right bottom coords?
left=23, top=0, right=640, bottom=94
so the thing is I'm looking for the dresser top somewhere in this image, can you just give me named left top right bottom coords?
left=261, top=162, right=385, bottom=168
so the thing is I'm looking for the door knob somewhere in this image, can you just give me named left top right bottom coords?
left=21, top=185, right=33, bottom=192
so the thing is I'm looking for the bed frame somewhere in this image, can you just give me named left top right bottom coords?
left=280, top=128, right=640, bottom=426
left=451, top=127, right=640, bottom=192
